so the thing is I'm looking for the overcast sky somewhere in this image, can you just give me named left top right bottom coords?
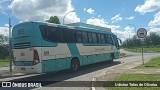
left=0, top=0, right=160, bottom=41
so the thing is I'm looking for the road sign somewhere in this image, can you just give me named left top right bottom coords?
left=137, top=28, right=147, bottom=65
left=137, top=28, right=147, bottom=38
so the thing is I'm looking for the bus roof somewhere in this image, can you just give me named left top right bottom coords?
left=67, top=22, right=111, bottom=32
left=14, top=21, right=113, bottom=34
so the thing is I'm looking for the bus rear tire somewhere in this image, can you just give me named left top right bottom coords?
left=70, top=58, right=80, bottom=72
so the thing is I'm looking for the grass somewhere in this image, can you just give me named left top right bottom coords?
left=136, top=57, right=160, bottom=69
left=107, top=74, right=160, bottom=90
left=0, top=58, right=10, bottom=67
left=114, top=74, right=160, bottom=81
left=124, top=47, right=160, bottom=53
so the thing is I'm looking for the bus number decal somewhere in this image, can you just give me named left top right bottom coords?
left=44, top=51, right=49, bottom=56
left=18, top=29, right=24, bottom=35
left=21, top=52, right=25, bottom=56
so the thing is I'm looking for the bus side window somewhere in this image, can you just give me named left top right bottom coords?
left=46, top=26, right=57, bottom=42
left=106, top=34, right=113, bottom=44
left=100, top=34, right=105, bottom=43
left=88, top=32, right=93, bottom=43
left=105, top=34, right=108, bottom=43
left=67, top=29, right=75, bottom=43
left=92, top=33, right=98, bottom=43
left=76, top=31, right=82, bottom=43
left=113, top=36, right=119, bottom=49
left=39, top=25, right=46, bottom=39
left=82, top=32, right=88, bottom=43
left=97, top=33, right=101, bottom=43
left=62, top=29, right=67, bottom=43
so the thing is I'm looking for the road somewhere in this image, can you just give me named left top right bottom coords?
left=0, top=49, right=160, bottom=90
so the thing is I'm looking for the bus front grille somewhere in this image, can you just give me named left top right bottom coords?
left=14, top=42, right=31, bottom=49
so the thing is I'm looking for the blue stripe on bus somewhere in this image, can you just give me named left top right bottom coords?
left=15, top=61, right=33, bottom=66
left=41, top=52, right=116, bottom=73
left=67, top=43, right=80, bottom=57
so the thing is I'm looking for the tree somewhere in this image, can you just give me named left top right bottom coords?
left=0, top=34, right=9, bottom=59
left=45, top=16, right=60, bottom=24
left=0, top=45, right=9, bottom=59
left=122, top=32, right=160, bottom=48
left=149, top=32, right=160, bottom=46
left=144, top=36, right=151, bottom=47
left=0, top=34, right=9, bottom=45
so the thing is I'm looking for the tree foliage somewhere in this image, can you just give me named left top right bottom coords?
left=0, top=34, right=9, bottom=59
left=0, top=34, right=8, bottom=45
left=122, top=32, right=160, bottom=48
left=45, top=16, right=60, bottom=24
left=0, top=45, right=9, bottom=59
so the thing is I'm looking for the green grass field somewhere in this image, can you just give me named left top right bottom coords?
left=136, top=57, right=160, bottom=69
left=124, top=47, right=160, bottom=53
left=0, top=59, right=9, bottom=67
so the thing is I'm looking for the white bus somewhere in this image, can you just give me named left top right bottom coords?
left=12, top=22, right=121, bottom=73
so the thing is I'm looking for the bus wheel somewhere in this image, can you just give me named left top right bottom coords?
left=70, top=58, right=80, bottom=72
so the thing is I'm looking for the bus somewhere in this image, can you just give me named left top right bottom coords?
left=12, top=21, right=121, bottom=73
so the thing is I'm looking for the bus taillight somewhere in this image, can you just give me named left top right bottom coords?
left=33, top=50, right=40, bottom=65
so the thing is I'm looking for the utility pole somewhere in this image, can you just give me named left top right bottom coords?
left=63, top=10, right=75, bottom=25
left=9, top=17, right=12, bottom=73
left=141, top=39, right=144, bottom=65
left=128, top=24, right=137, bottom=51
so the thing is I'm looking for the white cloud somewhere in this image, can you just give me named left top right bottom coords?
left=125, top=26, right=137, bottom=33
left=63, top=0, right=80, bottom=24
left=125, top=16, right=135, bottom=20
left=114, top=26, right=135, bottom=42
left=4, top=23, right=9, bottom=27
left=148, top=11, right=160, bottom=27
left=123, top=26, right=135, bottom=41
left=9, top=0, right=80, bottom=24
left=86, top=18, right=108, bottom=27
left=135, top=0, right=160, bottom=14
left=86, top=8, right=95, bottom=14
left=86, top=17, right=121, bottom=31
left=148, top=27, right=160, bottom=35
left=148, top=11, right=160, bottom=35
left=0, top=24, right=9, bottom=36
left=111, top=14, right=123, bottom=23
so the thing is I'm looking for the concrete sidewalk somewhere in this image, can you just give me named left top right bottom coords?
left=0, top=66, right=14, bottom=71
left=0, top=66, right=15, bottom=79
left=0, top=66, right=26, bottom=79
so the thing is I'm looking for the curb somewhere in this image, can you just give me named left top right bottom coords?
left=91, top=77, right=96, bottom=90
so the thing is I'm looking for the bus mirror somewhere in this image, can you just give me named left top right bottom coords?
left=117, top=38, right=122, bottom=45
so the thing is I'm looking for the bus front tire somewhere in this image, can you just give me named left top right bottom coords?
left=70, top=58, right=80, bottom=72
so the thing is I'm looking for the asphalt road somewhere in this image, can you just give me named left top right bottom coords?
left=1, top=49, right=160, bottom=90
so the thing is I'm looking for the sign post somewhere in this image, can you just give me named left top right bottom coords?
left=9, top=18, right=12, bottom=73
left=137, top=28, right=147, bottom=65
